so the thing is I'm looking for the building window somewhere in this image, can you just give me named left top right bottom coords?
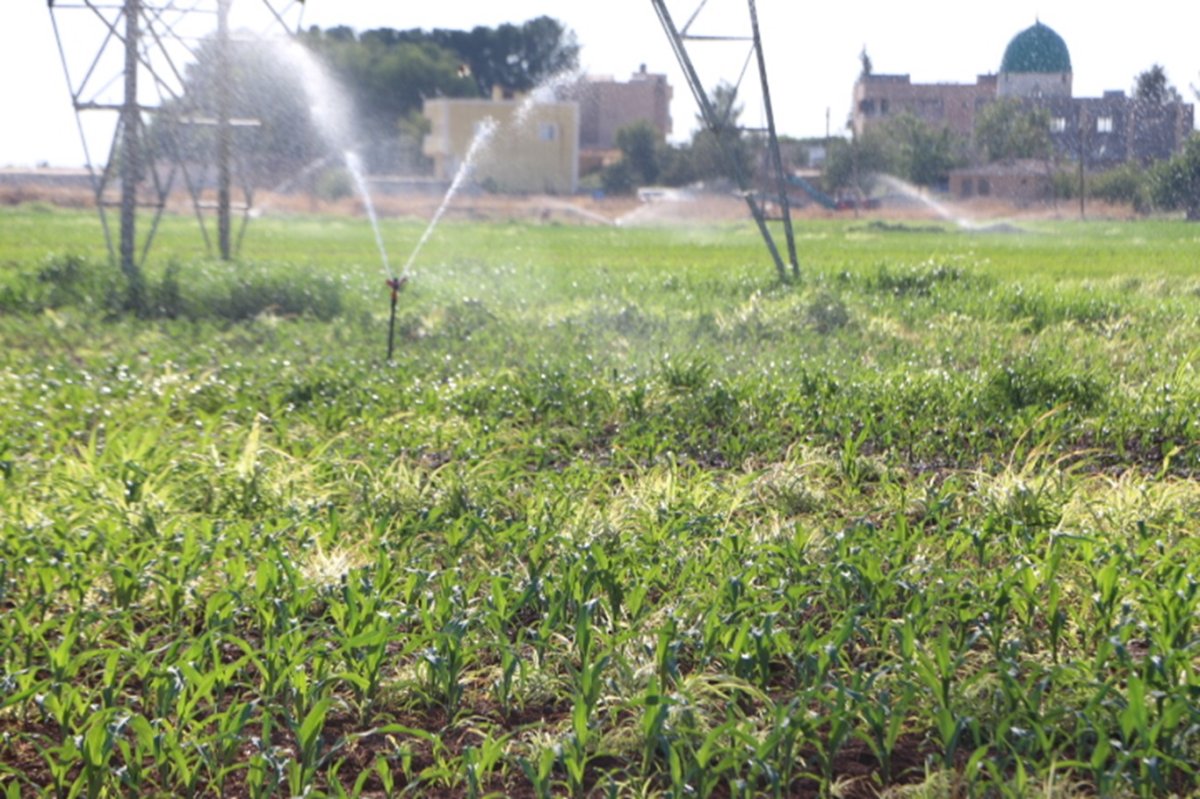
left=1051, top=117, right=1066, bottom=133
left=880, top=99, right=890, bottom=115
left=859, top=99, right=876, bottom=115
left=1096, top=116, right=1113, bottom=133
left=539, top=122, right=558, bottom=141
left=961, top=178, right=974, bottom=198
left=978, top=179, right=990, bottom=197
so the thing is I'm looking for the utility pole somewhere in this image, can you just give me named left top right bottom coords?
left=120, top=0, right=143, bottom=307
left=50, top=0, right=307, bottom=273
left=217, top=0, right=233, bottom=260
left=1078, top=106, right=1087, bottom=220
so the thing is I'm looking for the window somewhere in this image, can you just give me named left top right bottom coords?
left=961, top=178, right=974, bottom=198
left=1096, top=116, right=1113, bottom=133
left=880, top=99, right=890, bottom=115
left=859, top=99, right=876, bottom=115
left=978, top=179, right=991, bottom=197
left=538, top=122, right=558, bottom=142
left=1051, top=117, right=1066, bottom=133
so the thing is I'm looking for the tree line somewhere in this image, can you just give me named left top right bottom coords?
left=161, top=17, right=579, bottom=180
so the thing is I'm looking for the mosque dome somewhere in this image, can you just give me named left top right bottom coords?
left=1000, top=22, right=1072, bottom=74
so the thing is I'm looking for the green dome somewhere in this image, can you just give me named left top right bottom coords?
left=1000, top=22, right=1072, bottom=74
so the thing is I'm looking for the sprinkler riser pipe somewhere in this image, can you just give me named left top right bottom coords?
left=385, top=276, right=407, bottom=361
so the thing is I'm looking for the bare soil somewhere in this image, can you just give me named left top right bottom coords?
left=0, top=181, right=1141, bottom=226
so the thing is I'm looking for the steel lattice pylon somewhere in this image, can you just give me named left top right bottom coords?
left=650, top=0, right=798, bottom=280
left=48, top=0, right=306, bottom=287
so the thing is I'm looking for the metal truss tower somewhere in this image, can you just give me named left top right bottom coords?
left=48, top=0, right=306, bottom=287
left=650, top=0, right=799, bottom=280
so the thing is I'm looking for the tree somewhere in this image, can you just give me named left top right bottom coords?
left=424, top=16, right=580, bottom=96
left=688, top=82, right=752, bottom=183
left=1150, top=134, right=1200, bottom=220
left=156, top=36, right=326, bottom=182
left=1134, top=64, right=1181, bottom=106
left=881, top=113, right=965, bottom=187
left=1088, top=163, right=1152, bottom=213
left=304, top=29, right=477, bottom=170
left=974, top=98, right=1052, bottom=163
left=615, top=121, right=662, bottom=185
left=823, top=127, right=894, bottom=193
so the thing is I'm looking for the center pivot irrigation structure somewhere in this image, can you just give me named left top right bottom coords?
left=47, top=0, right=306, bottom=297
left=650, top=0, right=799, bottom=280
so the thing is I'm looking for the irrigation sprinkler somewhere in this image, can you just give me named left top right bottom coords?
left=650, top=0, right=799, bottom=280
left=48, top=0, right=306, bottom=282
left=385, top=276, right=409, bottom=361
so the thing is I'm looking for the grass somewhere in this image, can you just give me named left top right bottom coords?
left=1, top=204, right=1199, bottom=797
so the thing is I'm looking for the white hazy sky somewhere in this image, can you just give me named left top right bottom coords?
left=4, top=1, right=1198, bottom=168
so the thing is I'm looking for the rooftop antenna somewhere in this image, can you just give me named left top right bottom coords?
left=650, top=0, right=799, bottom=280
left=48, top=0, right=306, bottom=304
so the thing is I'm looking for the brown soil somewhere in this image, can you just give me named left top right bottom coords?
left=0, top=181, right=1142, bottom=226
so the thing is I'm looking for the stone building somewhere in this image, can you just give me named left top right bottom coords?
left=851, top=21, right=1194, bottom=170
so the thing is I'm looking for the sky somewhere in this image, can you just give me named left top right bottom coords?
left=4, top=1, right=1198, bottom=168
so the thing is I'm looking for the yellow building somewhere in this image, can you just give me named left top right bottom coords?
left=422, top=95, right=580, bottom=194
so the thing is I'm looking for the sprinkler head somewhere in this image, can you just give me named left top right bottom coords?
left=386, top=276, right=408, bottom=298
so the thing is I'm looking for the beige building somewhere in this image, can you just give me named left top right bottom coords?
left=422, top=93, right=580, bottom=194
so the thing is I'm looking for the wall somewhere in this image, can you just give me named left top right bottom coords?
left=423, top=99, right=580, bottom=194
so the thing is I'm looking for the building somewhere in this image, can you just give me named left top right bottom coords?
left=422, top=90, right=580, bottom=194
left=571, top=66, right=673, bottom=150
left=853, top=74, right=996, bottom=140
left=558, top=66, right=674, bottom=175
left=852, top=21, right=1194, bottom=170
left=422, top=67, right=673, bottom=192
left=948, top=160, right=1055, bottom=203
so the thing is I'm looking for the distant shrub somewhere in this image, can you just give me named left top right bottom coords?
left=0, top=252, right=124, bottom=313
left=0, top=255, right=344, bottom=322
left=314, top=167, right=354, bottom=201
left=803, top=290, right=850, bottom=333
left=185, top=261, right=344, bottom=321
left=425, top=298, right=494, bottom=339
left=996, top=286, right=1122, bottom=332
left=984, top=354, right=1105, bottom=412
left=1089, top=164, right=1152, bottom=213
left=867, top=262, right=968, bottom=297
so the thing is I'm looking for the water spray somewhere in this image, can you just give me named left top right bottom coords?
left=385, top=275, right=408, bottom=361
left=381, top=117, right=499, bottom=361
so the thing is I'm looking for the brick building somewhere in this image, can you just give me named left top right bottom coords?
left=571, top=65, right=673, bottom=150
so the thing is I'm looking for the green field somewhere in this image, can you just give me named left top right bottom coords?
left=2, top=206, right=1199, bottom=798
